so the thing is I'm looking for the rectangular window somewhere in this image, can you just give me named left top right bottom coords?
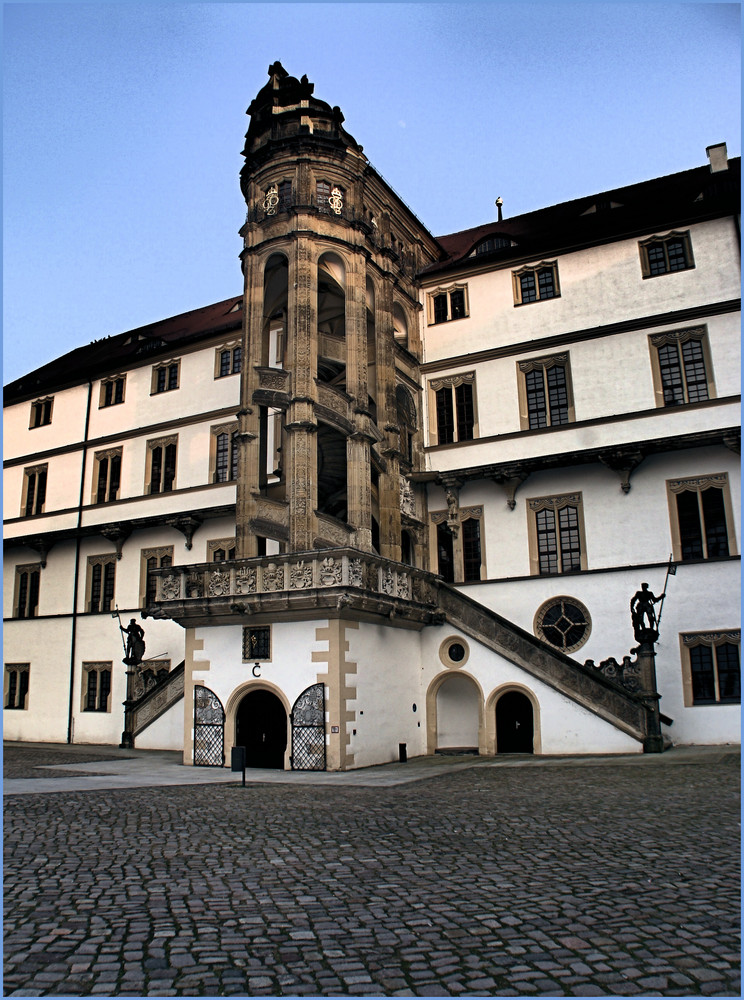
left=22, top=465, right=47, bottom=516
left=243, top=625, right=271, bottom=662
left=100, top=376, right=126, bottom=407
left=14, top=565, right=40, bottom=619
left=5, top=664, right=30, bottom=710
left=278, top=180, right=292, bottom=211
left=92, top=449, right=122, bottom=504
left=141, top=546, right=174, bottom=608
left=518, top=355, right=574, bottom=430
left=211, top=424, right=239, bottom=483
left=87, top=557, right=116, bottom=613
left=428, top=285, right=469, bottom=325
left=639, top=231, right=694, bottom=277
left=528, top=493, right=587, bottom=575
left=649, top=328, right=714, bottom=407
left=82, top=663, right=112, bottom=712
left=147, top=437, right=178, bottom=494
left=680, top=631, right=740, bottom=706
left=429, top=374, right=477, bottom=445
left=667, top=474, right=736, bottom=562
left=152, top=361, right=180, bottom=394
left=216, top=344, right=242, bottom=378
left=431, top=506, right=485, bottom=583
left=30, top=397, right=53, bottom=428
left=316, top=180, right=331, bottom=212
left=513, top=262, right=560, bottom=305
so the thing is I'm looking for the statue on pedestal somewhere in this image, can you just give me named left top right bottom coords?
left=630, top=582, right=665, bottom=642
left=121, top=619, right=146, bottom=666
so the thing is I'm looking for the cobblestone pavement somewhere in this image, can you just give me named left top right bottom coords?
left=3, top=746, right=740, bottom=997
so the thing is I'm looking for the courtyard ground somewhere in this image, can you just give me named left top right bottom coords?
left=3, top=742, right=740, bottom=997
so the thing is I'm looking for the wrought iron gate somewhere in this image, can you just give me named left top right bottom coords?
left=291, top=683, right=326, bottom=771
left=193, top=685, right=225, bottom=766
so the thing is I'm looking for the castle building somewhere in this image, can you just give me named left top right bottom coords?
left=4, top=64, right=740, bottom=768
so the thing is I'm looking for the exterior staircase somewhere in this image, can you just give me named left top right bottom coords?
left=130, top=661, right=184, bottom=740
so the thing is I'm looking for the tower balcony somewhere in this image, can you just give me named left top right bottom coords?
left=145, top=548, right=442, bottom=629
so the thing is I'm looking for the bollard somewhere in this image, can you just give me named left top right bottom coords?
left=231, top=746, right=247, bottom=786
left=399, top=742, right=407, bottom=764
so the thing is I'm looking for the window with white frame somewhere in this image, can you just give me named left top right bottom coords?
left=22, top=465, right=47, bottom=516
left=5, top=664, right=30, bottom=709
left=527, top=493, right=587, bottom=575
left=680, top=631, right=740, bottom=706
left=429, top=373, right=477, bottom=445
left=427, top=285, right=469, bottom=325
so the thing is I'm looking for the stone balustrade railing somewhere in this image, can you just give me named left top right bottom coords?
left=151, top=548, right=439, bottom=607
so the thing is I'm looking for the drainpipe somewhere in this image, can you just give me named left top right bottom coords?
left=67, top=380, right=93, bottom=743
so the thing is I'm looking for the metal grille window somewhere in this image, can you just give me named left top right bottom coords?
left=640, top=231, right=694, bottom=277
left=514, top=262, right=559, bottom=305
left=529, top=494, right=585, bottom=576
left=15, top=566, right=40, bottom=619
left=243, top=626, right=271, bottom=661
left=682, top=632, right=741, bottom=705
left=5, top=664, right=29, bottom=709
left=23, top=466, right=47, bottom=516
left=84, top=664, right=112, bottom=712
left=534, top=597, right=591, bottom=653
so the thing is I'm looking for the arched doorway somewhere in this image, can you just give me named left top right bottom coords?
left=436, top=674, right=480, bottom=751
left=496, top=691, right=534, bottom=753
left=236, top=690, right=287, bottom=769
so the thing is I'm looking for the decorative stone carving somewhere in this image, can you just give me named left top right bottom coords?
left=161, top=573, right=181, bottom=600
left=398, top=572, right=411, bottom=600
left=235, top=566, right=257, bottom=594
left=186, top=573, right=203, bottom=598
left=290, top=561, right=313, bottom=589
left=263, top=563, right=285, bottom=591
left=208, top=571, right=230, bottom=597
left=257, top=367, right=290, bottom=391
left=263, top=184, right=279, bottom=215
left=381, top=568, right=395, bottom=596
left=319, top=557, right=342, bottom=586
left=348, top=559, right=364, bottom=588
left=328, top=186, right=343, bottom=215
left=400, top=477, right=416, bottom=517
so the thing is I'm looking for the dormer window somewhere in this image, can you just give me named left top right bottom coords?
left=474, top=236, right=514, bottom=255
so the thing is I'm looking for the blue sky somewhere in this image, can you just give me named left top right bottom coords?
left=3, top=2, right=740, bottom=385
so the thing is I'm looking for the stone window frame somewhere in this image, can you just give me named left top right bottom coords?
left=427, top=371, right=478, bottom=446
left=150, top=359, right=181, bottom=395
left=210, top=423, right=239, bottom=484
left=81, top=662, right=113, bottom=713
left=21, top=464, right=48, bottom=517
left=145, top=435, right=178, bottom=495
left=666, top=472, right=737, bottom=562
left=512, top=261, right=560, bottom=306
left=214, top=341, right=242, bottom=379
left=516, top=352, right=575, bottom=430
left=639, top=229, right=695, bottom=278
left=4, top=663, right=30, bottom=710
left=679, top=630, right=740, bottom=707
left=91, top=447, right=123, bottom=504
left=648, top=326, right=716, bottom=408
left=99, top=374, right=126, bottom=408
left=242, top=625, right=272, bottom=663
left=526, top=493, right=588, bottom=576
left=534, top=596, right=592, bottom=653
left=29, top=396, right=53, bottom=429
left=429, top=505, right=487, bottom=583
left=85, top=555, right=116, bottom=614
left=14, top=564, right=41, bottom=619
left=208, top=538, right=237, bottom=562
left=426, top=283, right=470, bottom=326
left=140, top=546, right=174, bottom=608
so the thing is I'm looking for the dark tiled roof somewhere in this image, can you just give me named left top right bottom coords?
left=4, top=295, right=243, bottom=403
left=424, top=158, right=741, bottom=276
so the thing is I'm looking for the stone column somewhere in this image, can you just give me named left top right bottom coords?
left=635, top=632, right=664, bottom=753
left=376, top=277, right=402, bottom=561
left=236, top=251, right=264, bottom=558
left=345, top=254, right=373, bottom=551
left=285, top=236, right=318, bottom=551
